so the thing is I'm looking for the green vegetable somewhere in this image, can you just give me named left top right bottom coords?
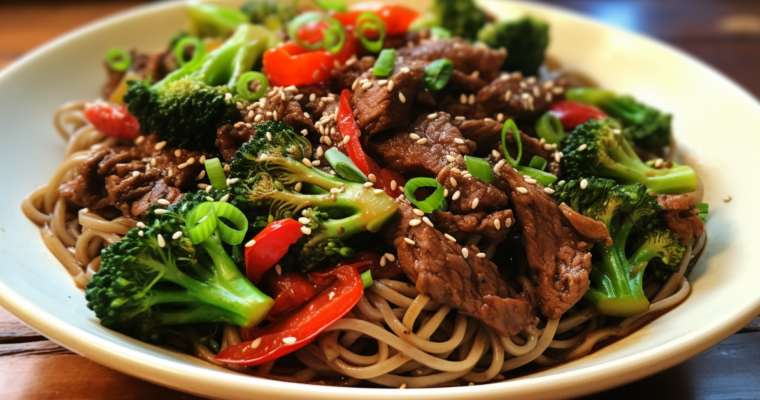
left=123, top=24, right=280, bottom=152
left=696, top=202, right=709, bottom=222
left=205, top=158, right=228, bottom=190
left=430, top=26, right=452, bottom=39
left=236, top=71, right=269, bottom=101
left=106, top=47, right=131, bottom=72
left=528, top=156, right=547, bottom=171
left=240, top=1, right=295, bottom=31
left=411, top=0, right=486, bottom=41
left=423, top=59, right=454, bottom=91
left=465, top=156, right=493, bottom=182
left=551, top=178, right=686, bottom=317
left=373, top=49, right=396, bottom=77
left=173, top=36, right=205, bottom=68
left=565, top=88, right=673, bottom=151
left=287, top=13, right=346, bottom=53
left=500, top=119, right=557, bottom=186
left=187, top=2, right=248, bottom=38
left=85, top=192, right=273, bottom=342
left=314, top=0, right=348, bottom=12
left=560, top=119, right=697, bottom=194
left=356, top=12, right=386, bottom=53
left=404, top=177, right=447, bottom=213
left=477, top=16, right=549, bottom=76
left=186, top=202, right=218, bottom=244
left=535, top=112, right=565, bottom=145
left=324, top=148, right=368, bottom=183
left=361, top=270, right=373, bottom=288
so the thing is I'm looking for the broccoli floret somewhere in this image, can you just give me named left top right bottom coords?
left=560, top=119, right=697, bottom=194
left=188, top=2, right=248, bottom=38
left=411, top=0, right=486, bottom=41
left=477, top=16, right=549, bottom=77
left=85, top=193, right=273, bottom=342
left=230, top=123, right=399, bottom=271
left=566, top=88, right=673, bottom=151
left=241, top=1, right=295, bottom=31
left=552, top=178, right=685, bottom=317
left=123, top=24, right=279, bottom=153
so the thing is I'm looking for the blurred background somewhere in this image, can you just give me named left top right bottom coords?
left=0, top=0, right=759, bottom=399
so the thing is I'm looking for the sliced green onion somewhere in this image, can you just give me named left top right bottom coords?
left=373, top=49, right=396, bottom=77
left=205, top=158, right=228, bottom=190
left=535, top=112, right=565, bottom=145
left=361, top=269, right=373, bottom=288
left=465, top=156, right=493, bottom=182
left=423, top=59, right=453, bottom=91
left=404, top=177, right=447, bottom=213
left=105, top=47, right=131, bottom=73
left=173, top=36, right=205, bottom=68
left=324, top=148, right=367, bottom=183
left=356, top=12, right=386, bottom=53
left=430, top=26, right=452, bottom=39
left=696, top=202, right=709, bottom=221
left=528, top=156, right=547, bottom=171
left=213, top=202, right=248, bottom=245
left=516, top=166, right=557, bottom=186
left=236, top=71, right=269, bottom=101
left=287, top=13, right=346, bottom=54
left=314, top=0, right=348, bottom=12
left=501, top=118, right=522, bottom=168
left=186, top=202, right=218, bottom=244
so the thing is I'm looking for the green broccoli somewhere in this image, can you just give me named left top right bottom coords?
left=241, top=1, right=295, bottom=31
left=552, top=178, right=686, bottom=317
left=411, top=0, right=487, bottom=41
left=123, top=24, right=279, bottom=152
left=477, top=16, right=549, bottom=77
left=187, top=2, right=248, bottom=38
left=566, top=88, right=673, bottom=151
left=85, top=191, right=273, bottom=342
left=560, top=119, right=697, bottom=194
left=229, top=121, right=399, bottom=271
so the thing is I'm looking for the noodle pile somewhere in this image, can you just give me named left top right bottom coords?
left=22, top=101, right=705, bottom=387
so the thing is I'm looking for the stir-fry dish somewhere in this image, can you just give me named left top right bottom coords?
left=23, top=0, right=709, bottom=388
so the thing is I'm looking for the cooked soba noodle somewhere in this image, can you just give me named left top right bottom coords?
left=22, top=101, right=705, bottom=387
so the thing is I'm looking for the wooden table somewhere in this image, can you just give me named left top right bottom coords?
left=1, top=1, right=759, bottom=398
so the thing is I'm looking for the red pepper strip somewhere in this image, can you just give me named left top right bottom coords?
left=83, top=102, right=141, bottom=140
left=245, top=219, right=304, bottom=285
left=549, top=100, right=608, bottom=130
left=263, top=271, right=317, bottom=320
left=214, top=265, right=364, bottom=366
left=331, top=3, right=420, bottom=36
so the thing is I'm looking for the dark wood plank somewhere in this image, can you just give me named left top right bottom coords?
left=0, top=307, right=45, bottom=344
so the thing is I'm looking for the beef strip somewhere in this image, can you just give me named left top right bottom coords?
left=497, top=164, right=592, bottom=319
left=438, top=165, right=509, bottom=213
left=396, top=39, right=506, bottom=82
left=60, top=134, right=208, bottom=217
left=657, top=195, right=705, bottom=245
left=386, top=201, right=536, bottom=336
left=476, top=74, right=568, bottom=122
left=559, top=203, right=612, bottom=246
left=241, top=87, right=316, bottom=134
left=430, top=209, right=513, bottom=245
left=351, top=59, right=426, bottom=136
left=216, top=124, right=256, bottom=163
left=331, top=56, right=376, bottom=92
left=448, top=70, right=489, bottom=93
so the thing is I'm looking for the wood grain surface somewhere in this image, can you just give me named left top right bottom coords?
left=1, top=1, right=758, bottom=399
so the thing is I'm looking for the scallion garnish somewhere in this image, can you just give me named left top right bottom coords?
left=430, top=26, right=452, bottom=39
left=287, top=13, right=346, bottom=54
left=356, top=12, right=386, bottom=53
left=501, top=118, right=557, bottom=186
left=696, top=202, right=709, bottom=221
left=173, top=36, right=205, bottom=68
left=515, top=166, right=558, bottom=186
left=205, top=158, right=228, bottom=190
left=404, top=177, right=447, bottom=213
left=465, top=156, right=493, bottom=182
left=186, top=202, right=217, bottom=244
left=324, top=148, right=368, bottom=183
left=423, top=59, right=454, bottom=91
left=361, top=270, right=373, bottom=288
left=373, top=49, right=396, bottom=77
left=105, top=47, right=132, bottom=73
left=535, top=112, right=565, bottom=144
left=528, top=156, right=547, bottom=171
left=212, top=202, right=248, bottom=245
left=236, top=71, right=269, bottom=101
left=314, top=0, right=348, bottom=12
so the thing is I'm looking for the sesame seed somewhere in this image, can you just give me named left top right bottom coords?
left=477, top=252, right=486, bottom=258
left=654, top=158, right=664, bottom=168
left=172, top=231, right=183, bottom=240
left=206, top=196, right=214, bottom=202
left=460, top=93, right=467, bottom=104
left=245, top=239, right=256, bottom=247
left=220, top=193, right=230, bottom=203
left=398, top=92, right=406, bottom=103
left=199, top=155, right=206, bottom=164
left=497, top=113, right=504, bottom=122
left=724, top=196, right=732, bottom=202
left=504, top=90, right=512, bottom=101
left=186, top=157, right=195, bottom=165
left=252, top=114, right=262, bottom=123
left=450, top=177, right=458, bottom=187
left=578, top=144, right=587, bottom=152
left=298, top=217, right=310, bottom=225
left=380, top=256, right=387, bottom=267
left=377, top=79, right=388, bottom=86
left=177, top=163, right=187, bottom=169
left=391, top=180, right=398, bottom=191
left=301, top=129, right=308, bottom=136
left=516, top=187, right=528, bottom=194
left=138, top=230, right=144, bottom=237
left=416, top=138, right=428, bottom=145
left=368, top=174, right=377, bottom=183
left=294, top=182, right=302, bottom=192
left=544, top=187, right=556, bottom=194
left=154, top=209, right=168, bottom=215
left=205, top=185, right=213, bottom=193
left=157, top=199, right=171, bottom=206
left=444, top=233, right=457, bottom=242
left=462, top=248, right=469, bottom=259
left=303, top=112, right=310, bottom=119
left=301, top=226, right=312, bottom=235
left=612, top=128, right=622, bottom=135
left=409, top=133, right=421, bottom=140
left=135, top=136, right=145, bottom=145
left=174, top=149, right=182, bottom=157
left=352, top=79, right=359, bottom=91
left=554, top=152, right=563, bottom=163
left=157, top=234, right=165, bottom=248
left=494, top=219, right=501, bottom=230
left=136, top=222, right=146, bottom=229
left=471, top=70, right=480, bottom=78
left=533, top=86, right=541, bottom=97
left=361, top=81, right=373, bottom=90
left=580, top=179, right=589, bottom=190
left=312, top=160, right=321, bottom=167
left=236, top=102, right=244, bottom=110
left=427, top=113, right=437, bottom=120
left=324, top=136, right=333, bottom=146
left=544, top=143, right=557, bottom=151
left=454, top=138, right=465, bottom=144
left=468, top=94, right=475, bottom=105
left=400, top=67, right=410, bottom=73
left=546, top=93, right=553, bottom=102
left=409, top=219, right=422, bottom=227
left=525, top=178, right=537, bottom=184
left=388, top=80, right=395, bottom=91
left=455, top=116, right=465, bottom=121
left=505, top=218, right=513, bottom=228
left=155, top=141, right=167, bottom=150
left=374, top=189, right=384, bottom=194
left=227, top=177, right=239, bottom=186
left=471, top=198, right=479, bottom=208
left=131, top=171, right=140, bottom=177
left=404, top=238, right=416, bottom=245
left=400, top=384, right=407, bottom=390
left=302, top=158, right=313, bottom=168
left=273, top=110, right=279, bottom=121
left=385, top=253, right=396, bottom=262
left=452, top=191, right=461, bottom=200
left=443, top=189, right=449, bottom=197
left=422, top=217, right=434, bottom=227
left=364, top=182, right=374, bottom=188
left=282, top=337, right=297, bottom=345
left=150, top=158, right=157, bottom=167
left=446, top=155, right=456, bottom=163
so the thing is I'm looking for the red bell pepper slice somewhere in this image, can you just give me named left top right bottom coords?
left=331, top=3, right=420, bottom=36
left=264, top=271, right=317, bottom=320
left=83, top=102, right=141, bottom=140
left=245, top=219, right=304, bottom=285
left=549, top=100, right=608, bottom=130
left=214, top=264, right=364, bottom=366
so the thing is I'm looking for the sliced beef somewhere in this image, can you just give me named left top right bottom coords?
left=351, top=59, right=426, bottom=136
left=331, top=56, right=375, bottom=92
left=242, top=87, right=315, bottom=134
left=448, top=70, right=489, bottom=93
left=438, top=165, right=509, bottom=213
left=496, top=165, right=592, bottom=319
left=386, top=201, right=536, bottom=336
left=559, top=203, right=612, bottom=246
left=382, top=30, right=428, bottom=50
left=216, top=124, right=256, bottom=163
left=476, top=75, right=568, bottom=122
left=397, top=39, right=506, bottom=82
left=430, top=209, right=513, bottom=245
left=657, top=195, right=705, bottom=245
left=295, top=84, right=331, bottom=114
left=60, top=134, right=208, bottom=217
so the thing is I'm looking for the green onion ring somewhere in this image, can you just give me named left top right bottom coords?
left=287, top=13, right=346, bottom=53
left=173, top=36, right=205, bottom=68
left=501, top=118, right=522, bottom=168
left=465, top=156, right=493, bottom=182
left=361, top=269, right=373, bottom=288
left=516, top=166, right=557, bottom=186
left=321, top=19, right=347, bottom=54
left=535, top=112, right=565, bottom=144
left=430, top=26, right=452, bottom=39
left=186, top=202, right=218, bottom=244
left=528, top=156, right=547, bottom=171
left=356, top=12, right=386, bottom=53
left=373, top=49, right=395, bottom=77
left=404, top=177, right=447, bottom=213
left=212, top=202, right=248, bottom=245
left=205, top=158, right=228, bottom=190
left=105, top=47, right=132, bottom=73
left=236, top=71, right=269, bottom=101
left=324, top=148, right=368, bottom=183
left=423, top=59, right=454, bottom=91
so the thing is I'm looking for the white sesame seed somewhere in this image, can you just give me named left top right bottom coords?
left=368, top=174, right=377, bottom=183
left=525, top=178, right=537, bottom=184
left=157, top=199, right=171, bottom=206
left=236, top=102, right=244, bottom=110
left=132, top=171, right=140, bottom=177
left=343, top=136, right=351, bottom=145
left=401, top=67, right=410, bottom=73
left=578, top=144, right=587, bottom=152
left=302, top=158, right=313, bottom=168
left=265, top=131, right=273, bottom=142
left=150, top=158, right=157, bottom=167
left=400, top=384, right=407, bottom=390
left=579, top=179, right=589, bottom=190
left=544, top=143, right=557, bottom=151
left=409, top=219, right=422, bottom=226
left=138, top=230, right=144, bottom=237
left=422, top=217, right=434, bottom=227
left=404, top=237, right=416, bottom=245
left=533, top=86, right=541, bottom=98
left=380, top=256, right=387, bottom=267
left=554, top=152, right=563, bottom=163
left=468, top=94, right=475, bottom=105
left=398, top=92, right=406, bottom=103
left=416, top=138, right=428, bottom=145
left=477, top=252, right=486, bottom=258
left=450, top=177, right=458, bottom=187
left=245, top=239, right=256, bottom=248
left=654, top=158, right=664, bottom=168
left=516, top=187, right=528, bottom=194
left=220, top=193, right=230, bottom=202
left=155, top=141, right=167, bottom=150
left=391, top=180, right=398, bottom=191
left=385, top=253, right=396, bottom=262
left=445, top=155, right=456, bottom=163
left=494, top=219, right=501, bottom=230
left=427, top=113, right=437, bottom=120
left=301, top=226, right=312, bottom=235
left=154, top=209, right=168, bottom=215
left=136, top=222, right=146, bottom=229
left=504, top=90, right=512, bottom=101
left=409, top=133, right=421, bottom=140
left=471, top=198, right=479, bottom=208
left=454, top=138, right=465, bottom=144
left=452, top=191, right=461, bottom=201
left=443, top=189, right=449, bottom=197
left=388, top=80, right=395, bottom=91
left=301, top=129, right=308, bottom=136
left=205, top=185, right=213, bottom=193
left=544, top=187, right=556, bottom=194
left=196, top=170, right=206, bottom=180
left=282, top=337, right=297, bottom=345
left=462, top=248, right=469, bottom=259
left=174, top=149, right=182, bottom=157
left=471, top=70, right=480, bottom=78
left=172, top=231, right=183, bottom=240
left=361, top=182, right=373, bottom=189
left=294, top=182, right=303, bottom=192
left=273, top=110, right=279, bottom=121
left=374, top=189, right=384, bottom=194
left=324, top=136, right=333, bottom=146
left=352, top=79, right=359, bottom=91
left=157, top=234, right=165, bottom=248
left=444, top=233, right=457, bottom=243
left=312, top=160, right=321, bottom=167
left=187, top=157, right=195, bottom=165
left=505, top=218, right=513, bottom=228
left=177, top=163, right=187, bottom=169
left=206, top=196, right=214, bottom=202
left=724, top=195, right=732, bottom=202
left=361, top=81, right=373, bottom=90
left=460, top=93, right=467, bottom=104
left=135, top=136, right=145, bottom=145
left=199, top=155, right=206, bottom=164
left=298, top=217, right=311, bottom=225
left=248, top=337, right=262, bottom=349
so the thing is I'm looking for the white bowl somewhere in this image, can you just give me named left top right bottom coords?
left=1, top=1, right=758, bottom=399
